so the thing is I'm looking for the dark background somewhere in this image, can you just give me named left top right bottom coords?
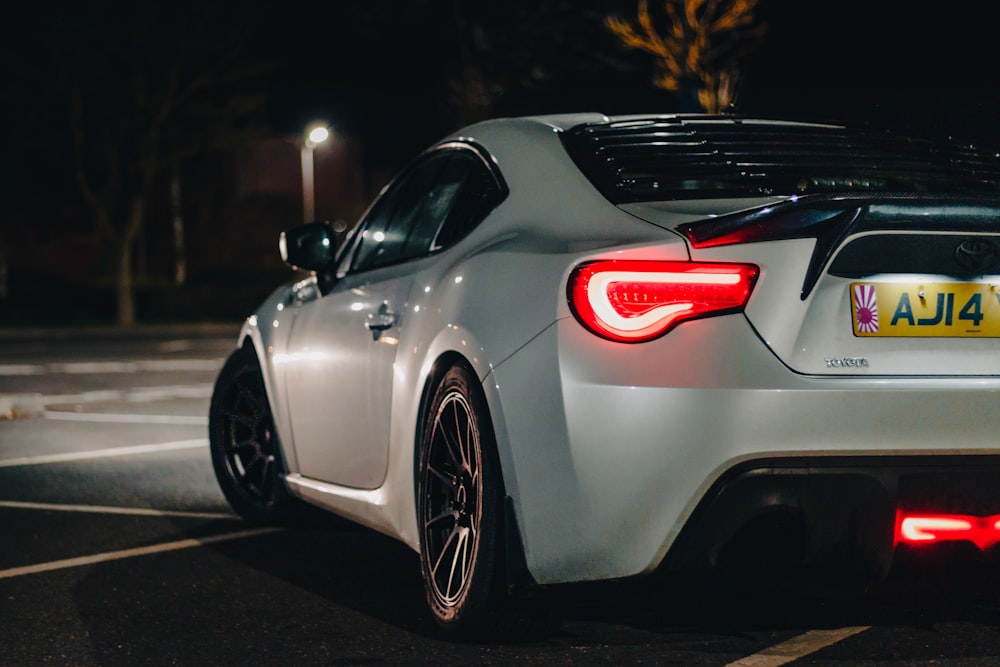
left=259, top=1, right=1000, bottom=145
left=1, top=1, right=997, bottom=326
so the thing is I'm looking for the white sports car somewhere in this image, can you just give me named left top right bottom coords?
left=210, top=113, right=1000, bottom=638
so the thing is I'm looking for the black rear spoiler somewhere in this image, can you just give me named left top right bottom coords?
left=677, top=194, right=1000, bottom=299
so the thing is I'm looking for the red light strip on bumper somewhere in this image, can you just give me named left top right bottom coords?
left=895, top=511, right=1000, bottom=550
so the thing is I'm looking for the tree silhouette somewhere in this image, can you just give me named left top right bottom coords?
left=52, top=3, right=275, bottom=325
left=606, top=0, right=767, bottom=113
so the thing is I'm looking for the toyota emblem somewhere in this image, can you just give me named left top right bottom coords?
left=954, top=237, right=999, bottom=273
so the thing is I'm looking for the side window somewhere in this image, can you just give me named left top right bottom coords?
left=346, top=186, right=396, bottom=273
left=397, top=155, right=466, bottom=259
left=432, top=155, right=505, bottom=251
left=350, top=154, right=447, bottom=273
left=348, top=145, right=506, bottom=274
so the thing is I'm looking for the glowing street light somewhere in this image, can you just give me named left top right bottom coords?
left=301, top=121, right=330, bottom=222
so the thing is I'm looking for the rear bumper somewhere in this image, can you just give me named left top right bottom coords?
left=490, top=315, right=1000, bottom=585
left=660, top=455, right=1000, bottom=579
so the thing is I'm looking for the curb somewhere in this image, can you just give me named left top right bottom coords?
left=0, top=393, right=45, bottom=420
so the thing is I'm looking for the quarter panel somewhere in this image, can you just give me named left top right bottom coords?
left=493, top=313, right=1000, bottom=585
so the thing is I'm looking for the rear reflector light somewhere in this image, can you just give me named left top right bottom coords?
left=895, top=511, right=1000, bottom=550
left=568, top=260, right=759, bottom=342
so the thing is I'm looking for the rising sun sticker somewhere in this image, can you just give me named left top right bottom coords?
left=853, top=284, right=879, bottom=333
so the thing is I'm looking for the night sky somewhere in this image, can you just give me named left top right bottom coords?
left=741, top=1, right=1000, bottom=143
left=0, top=0, right=996, bottom=218
left=0, top=0, right=997, bottom=324
left=4, top=1, right=998, bottom=174
left=255, top=0, right=1000, bottom=146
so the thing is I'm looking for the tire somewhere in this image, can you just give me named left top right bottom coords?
left=209, top=346, right=303, bottom=525
left=417, top=363, right=552, bottom=640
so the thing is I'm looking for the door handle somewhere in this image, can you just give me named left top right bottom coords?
left=366, top=302, right=396, bottom=331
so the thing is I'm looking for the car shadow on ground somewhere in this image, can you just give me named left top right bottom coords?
left=55, top=518, right=1000, bottom=666
left=198, top=518, right=1000, bottom=641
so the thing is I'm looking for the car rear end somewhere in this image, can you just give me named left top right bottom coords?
left=547, top=116, right=1000, bottom=584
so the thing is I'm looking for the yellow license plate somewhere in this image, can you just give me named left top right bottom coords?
left=850, top=282, right=1000, bottom=337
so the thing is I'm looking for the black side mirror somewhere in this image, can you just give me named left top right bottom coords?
left=279, top=222, right=337, bottom=272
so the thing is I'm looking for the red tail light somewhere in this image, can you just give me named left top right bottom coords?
left=894, top=511, right=1000, bottom=550
left=568, top=260, right=759, bottom=343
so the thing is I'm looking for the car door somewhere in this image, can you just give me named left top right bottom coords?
left=282, top=149, right=474, bottom=489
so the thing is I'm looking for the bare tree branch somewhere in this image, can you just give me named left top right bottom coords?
left=606, top=0, right=767, bottom=113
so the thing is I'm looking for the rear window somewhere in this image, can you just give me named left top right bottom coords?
left=560, top=116, right=1000, bottom=204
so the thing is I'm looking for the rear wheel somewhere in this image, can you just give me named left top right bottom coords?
left=417, top=363, right=551, bottom=639
left=209, top=346, right=302, bottom=525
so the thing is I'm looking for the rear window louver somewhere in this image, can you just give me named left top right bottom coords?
left=560, top=116, right=1000, bottom=204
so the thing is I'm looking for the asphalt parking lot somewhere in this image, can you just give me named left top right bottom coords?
left=3, top=326, right=1000, bottom=666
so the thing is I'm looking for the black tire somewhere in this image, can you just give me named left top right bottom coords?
left=417, top=363, right=553, bottom=640
left=209, top=346, right=303, bottom=525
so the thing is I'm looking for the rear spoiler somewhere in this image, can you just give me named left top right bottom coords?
left=677, top=194, right=1000, bottom=299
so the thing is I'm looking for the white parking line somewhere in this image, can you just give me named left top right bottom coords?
left=0, top=359, right=224, bottom=376
left=0, top=527, right=281, bottom=580
left=726, top=626, right=871, bottom=666
left=0, top=500, right=237, bottom=520
left=0, top=438, right=208, bottom=468
left=44, top=412, right=208, bottom=425
left=43, top=384, right=213, bottom=405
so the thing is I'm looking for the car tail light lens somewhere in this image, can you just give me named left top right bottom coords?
left=568, top=260, right=759, bottom=342
left=895, top=511, right=1000, bottom=550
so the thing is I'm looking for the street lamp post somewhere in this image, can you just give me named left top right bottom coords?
left=300, top=122, right=330, bottom=222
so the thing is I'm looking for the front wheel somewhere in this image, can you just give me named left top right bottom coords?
left=209, top=346, right=303, bottom=525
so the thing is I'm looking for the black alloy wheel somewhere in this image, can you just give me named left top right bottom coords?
left=209, top=346, right=299, bottom=524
